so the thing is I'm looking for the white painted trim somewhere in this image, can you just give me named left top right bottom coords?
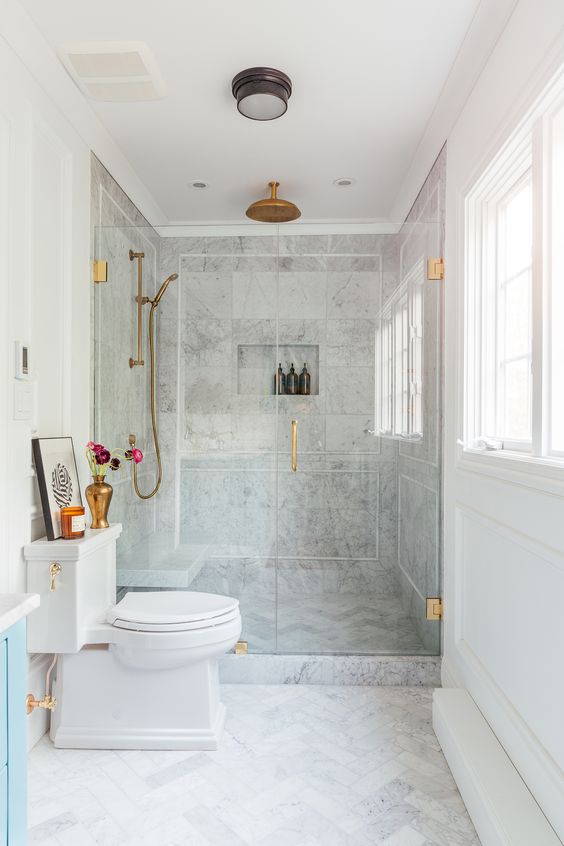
left=390, top=0, right=519, bottom=223
left=433, top=689, right=561, bottom=846
left=158, top=221, right=401, bottom=237
left=0, top=0, right=166, bottom=226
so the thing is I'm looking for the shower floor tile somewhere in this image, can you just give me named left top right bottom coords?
left=28, top=685, right=480, bottom=845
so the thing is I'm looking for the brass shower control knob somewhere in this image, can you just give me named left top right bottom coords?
left=26, top=693, right=57, bottom=715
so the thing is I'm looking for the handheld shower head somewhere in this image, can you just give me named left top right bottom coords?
left=153, top=272, right=178, bottom=306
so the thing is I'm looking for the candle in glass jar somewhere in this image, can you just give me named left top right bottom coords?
left=60, top=505, right=86, bottom=539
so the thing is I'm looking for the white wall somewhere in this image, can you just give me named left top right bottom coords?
left=444, top=0, right=564, bottom=839
left=0, top=1, right=160, bottom=747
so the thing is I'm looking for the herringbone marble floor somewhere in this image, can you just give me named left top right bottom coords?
left=28, top=685, right=480, bottom=846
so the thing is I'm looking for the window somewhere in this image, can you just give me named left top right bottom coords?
left=375, top=260, right=423, bottom=440
left=465, top=65, right=564, bottom=462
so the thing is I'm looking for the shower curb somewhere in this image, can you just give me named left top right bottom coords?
left=219, top=654, right=441, bottom=686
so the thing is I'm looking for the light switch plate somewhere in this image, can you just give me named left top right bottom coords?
left=13, top=381, right=35, bottom=421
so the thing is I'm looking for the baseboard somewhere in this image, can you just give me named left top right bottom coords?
left=51, top=703, right=226, bottom=751
left=433, top=689, right=561, bottom=846
left=27, top=653, right=53, bottom=751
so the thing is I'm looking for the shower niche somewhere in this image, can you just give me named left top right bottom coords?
left=237, top=344, right=319, bottom=396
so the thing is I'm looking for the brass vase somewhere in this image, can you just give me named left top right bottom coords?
left=85, top=475, right=113, bottom=529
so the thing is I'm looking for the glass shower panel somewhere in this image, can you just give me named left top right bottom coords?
left=92, top=221, right=159, bottom=571
left=177, top=233, right=279, bottom=653
left=275, top=227, right=442, bottom=655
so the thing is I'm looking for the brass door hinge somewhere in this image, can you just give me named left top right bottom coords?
left=427, top=258, right=444, bottom=281
left=426, top=597, right=443, bottom=620
left=235, top=641, right=248, bottom=655
left=93, top=260, right=108, bottom=283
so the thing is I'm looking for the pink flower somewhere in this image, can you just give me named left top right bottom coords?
left=131, top=448, right=143, bottom=464
left=92, top=443, right=106, bottom=455
left=95, top=449, right=111, bottom=465
left=86, top=441, right=96, bottom=450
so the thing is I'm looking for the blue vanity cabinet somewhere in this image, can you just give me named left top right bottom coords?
left=0, top=619, right=27, bottom=846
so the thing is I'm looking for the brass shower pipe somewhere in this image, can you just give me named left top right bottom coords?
left=129, top=249, right=147, bottom=368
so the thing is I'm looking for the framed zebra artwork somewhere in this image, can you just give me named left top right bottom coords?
left=32, top=437, right=83, bottom=541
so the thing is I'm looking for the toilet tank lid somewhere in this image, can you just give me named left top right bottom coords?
left=107, top=591, right=239, bottom=625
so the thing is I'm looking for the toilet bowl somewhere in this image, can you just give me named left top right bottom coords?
left=24, top=524, right=241, bottom=750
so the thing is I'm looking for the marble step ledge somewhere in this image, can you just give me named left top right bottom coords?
left=219, top=653, right=441, bottom=686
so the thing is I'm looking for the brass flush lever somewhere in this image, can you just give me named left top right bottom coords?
left=49, top=562, right=62, bottom=592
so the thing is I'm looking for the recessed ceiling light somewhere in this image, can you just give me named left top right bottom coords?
left=333, top=177, right=356, bottom=187
left=190, top=181, right=208, bottom=189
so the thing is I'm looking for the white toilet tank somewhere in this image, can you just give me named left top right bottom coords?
left=24, top=523, right=122, bottom=653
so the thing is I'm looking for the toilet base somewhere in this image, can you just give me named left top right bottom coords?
left=50, top=644, right=227, bottom=750
left=51, top=703, right=226, bottom=751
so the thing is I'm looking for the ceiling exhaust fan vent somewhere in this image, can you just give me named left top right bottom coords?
left=58, top=42, right=166, bottom=102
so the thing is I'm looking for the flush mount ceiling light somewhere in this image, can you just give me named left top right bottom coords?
left=190, top=180, right=208, bottom=189
left=246, top=181, right=301, bottom=223
left=333, top=177, right=356, bottom=187
left=232, top=67, right=292, bottom=121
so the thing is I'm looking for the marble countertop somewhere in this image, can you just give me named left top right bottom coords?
left=0, top=593, right=40, bottom=633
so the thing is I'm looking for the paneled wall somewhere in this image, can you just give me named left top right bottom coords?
left=443, top=0, right=564, bottom=837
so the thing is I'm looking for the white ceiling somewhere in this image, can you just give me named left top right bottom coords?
left=21, top=0, right=481, bottom=224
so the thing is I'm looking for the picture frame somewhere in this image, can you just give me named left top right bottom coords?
left=32, top=437, right=83, bottom=541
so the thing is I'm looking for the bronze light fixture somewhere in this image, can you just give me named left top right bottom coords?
left=232, top=67, right=292, bottom=121
left=246, top=181, right=301, bottom=223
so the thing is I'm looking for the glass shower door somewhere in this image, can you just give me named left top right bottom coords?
left=178, top=232, right=279, bottom=653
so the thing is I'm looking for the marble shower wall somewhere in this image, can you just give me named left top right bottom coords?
left=395, top=147, right=446, bottom=653
left=156, top=232, right=411, bottom=654
left=90, top=155, right=161, bottom=562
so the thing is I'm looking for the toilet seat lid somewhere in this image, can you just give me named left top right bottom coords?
left=108, top=591, right=239, bottom=627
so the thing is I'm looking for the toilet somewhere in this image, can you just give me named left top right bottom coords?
left=24, top=524, right=241, bottom=750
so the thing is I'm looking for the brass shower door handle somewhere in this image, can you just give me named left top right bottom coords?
left=291, top=419, right=297, bottom=472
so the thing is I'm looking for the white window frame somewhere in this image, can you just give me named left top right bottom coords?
left=464, top=65, right=564, bottom=468
left=375, top=259, right=424, bottom=441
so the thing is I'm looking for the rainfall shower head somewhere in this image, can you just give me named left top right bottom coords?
left=153, top=272, right=178, bottom=306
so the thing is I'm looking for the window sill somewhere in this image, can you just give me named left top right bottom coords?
left=457, top=446, right=564, bottom=497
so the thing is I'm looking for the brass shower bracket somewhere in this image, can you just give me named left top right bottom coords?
left=129, top=249, right=146, bottom=368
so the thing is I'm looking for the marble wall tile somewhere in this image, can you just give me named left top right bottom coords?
left=325, top=415, right=380, bottom=453
left=276, top=558, right=392, bottom=595
left=277, top=413, right=325, bottom=452
left=398, top=474, right=438, bottom=599
left=278, top=255, right=327, bottom=272
left=326, top=366, right=374, bottom=414
left=184, top=366, right=233, bottom=414
left=179, top=236, right=234, bottom=254
left=278, top=235, right=329, bottom=255
left=184, top=413, right=232, bottom=451
left=327, top=255, right=380, bottom=272
left=188, top=558, right=276, bottom=652
left=233, top=255, right=278, bottom=271
left=181, top=269, right=232, bottom=318
left=327, top=271, right=381, bottom=318
left=329, top=234, right=385, bottom=254
left=231, top=413, right=276, bottom=452
left=182, top=318, right=232, bottom=366
left=327, top=319, right=375, bottom=366
left=232, top=272, right=277, bottom=319
left=278, top=272, right=327, bottom=319
left=233, top=235, right=278, bottom=255
left=180, top=254, right=234, bottom=273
